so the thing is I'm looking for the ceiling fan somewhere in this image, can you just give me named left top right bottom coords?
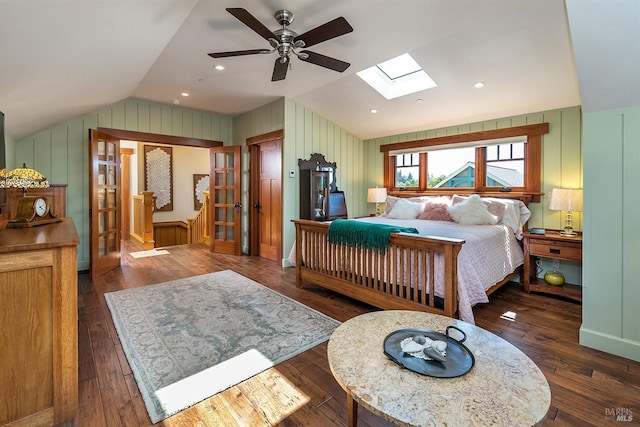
left=208, top=8, right=353, bottom=81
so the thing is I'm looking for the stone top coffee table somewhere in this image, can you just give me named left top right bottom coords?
left=327, top=310, right=550, bottom=427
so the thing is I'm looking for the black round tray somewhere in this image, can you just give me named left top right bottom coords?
left=383, top=326, right=475, bottom=378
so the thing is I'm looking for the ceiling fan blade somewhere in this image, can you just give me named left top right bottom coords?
left=208, top=49, right=270, bottom=58
left=295, top=17, right=353, bottom=48
left=272, top=57, right=289, bottom=81
left=226, top=8, right=276, bottom=41
left=299, top=50, right=350, bottom=72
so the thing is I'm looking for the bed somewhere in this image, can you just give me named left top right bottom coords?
left=290, top=194, right=531, bottom=324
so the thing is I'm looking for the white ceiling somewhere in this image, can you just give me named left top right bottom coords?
left=1, top=0, right=582, bottom=141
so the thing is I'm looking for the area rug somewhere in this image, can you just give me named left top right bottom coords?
left=105, top=270, right=340, bottom=423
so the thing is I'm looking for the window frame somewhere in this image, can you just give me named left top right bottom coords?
left=394, top=152, right=422, bottom=190
left=381, top=123, right=548, bottom=202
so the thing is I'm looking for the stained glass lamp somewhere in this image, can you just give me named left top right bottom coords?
left=5, top=163, right=50, bottom=196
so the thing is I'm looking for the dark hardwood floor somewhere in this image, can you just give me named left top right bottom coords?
left=68, top=240, right=640, bottom=426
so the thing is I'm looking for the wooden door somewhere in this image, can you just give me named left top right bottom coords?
left=89, top=130, right=121, bottom=278
left=248, top=131, right=283, bottom=262
left=257, top=140, right=282, bottom=262
left=209, top=146, right=242, bottom=255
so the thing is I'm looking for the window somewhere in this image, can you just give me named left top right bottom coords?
left=395, top=153, right=420, bottom=189
left=381, top=124, right=548, bottom=202
left=428, top=147, right=475, bottom=188
left=485, top=142, right=525, bottom=187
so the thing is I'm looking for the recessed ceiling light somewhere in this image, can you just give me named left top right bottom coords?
left=416, top=98, right=424, bottom=103
left=181, top=92, right=189, bottom=97
left=370, top=109, right=378, bottom=114
left=473, top=81, right=485, bottom=88
left=214, top=65, right=225, bottom=71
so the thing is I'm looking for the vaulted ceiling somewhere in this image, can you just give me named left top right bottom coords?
left=1, top=0, right=582, bottom=141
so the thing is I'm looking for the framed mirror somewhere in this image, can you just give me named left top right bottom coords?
left=298, top=153, right=337, bottom=193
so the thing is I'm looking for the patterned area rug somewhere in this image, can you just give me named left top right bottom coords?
left=105, top=270, right=340, bottom=423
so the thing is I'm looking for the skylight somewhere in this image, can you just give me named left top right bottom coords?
left=357, top=53, right=437, bottom=100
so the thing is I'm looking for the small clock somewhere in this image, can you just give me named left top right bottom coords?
left=7, top=196, right=62, bottom=228
left=35, top=197, right=49, bottom=217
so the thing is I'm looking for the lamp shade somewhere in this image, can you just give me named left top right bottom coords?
left=367, top=187, right=387, bottom=203
left=5, top=163, right=50, bottom=195
left=549, top=188, right=583, bottom=212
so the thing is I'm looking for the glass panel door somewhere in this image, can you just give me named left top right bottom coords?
left=209, top=146, right=241, bottom=255
left=89, top=130, right=121, bottom=278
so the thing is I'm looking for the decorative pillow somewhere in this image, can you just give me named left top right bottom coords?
left=384, top=195, right=432, bottom=215
left=451, top=194, right=467, bottom=205
left=384, top=196, right=401, bottom=215
left=452, top=195, right=506, bottom=222
left=419, top=201, right=453, bottom=221
left=447, top=194, right=498, bottom=225
left=482, top=197, right=532, bottom=238
left=484, top=200, right=507, bottom=222
left=387, top=198, right=423, bottom=219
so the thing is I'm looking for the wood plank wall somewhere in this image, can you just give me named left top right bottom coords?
left=581, top=106, right=640, bottom=361
left=15, top=98, right=233, bottom=270
left=233, top=97, right=364, bottom=265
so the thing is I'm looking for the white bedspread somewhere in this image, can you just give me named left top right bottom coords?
left=289, top=218, right=523, bottom=324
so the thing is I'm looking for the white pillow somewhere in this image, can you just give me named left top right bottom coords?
left=447, top=194, right=498, bottom=225
left=481, top=197, right=532, bottom=238
left=386, top=198, right=423, bottom=219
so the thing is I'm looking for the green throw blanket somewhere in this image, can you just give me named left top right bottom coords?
left=328, top=219, right=419, bottom=254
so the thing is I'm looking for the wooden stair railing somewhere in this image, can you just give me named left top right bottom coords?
left=186, top=191, right=209, bottom=244
left=131, top=191, right=156, bottom=249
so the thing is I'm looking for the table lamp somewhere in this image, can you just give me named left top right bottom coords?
left=367, top=187, right=387, bottom=216
left=549, top=188, right=582, bottom=236
left=5, top=163, right=50, bottom=196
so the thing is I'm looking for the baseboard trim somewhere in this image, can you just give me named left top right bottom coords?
left=580, top=327, right=640, bottom=363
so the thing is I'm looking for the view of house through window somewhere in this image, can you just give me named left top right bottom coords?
left=383, top=123, right=546, bottom=198
left=428, top=147, right=475, bottom=188
left=393, top=141, right=526, bottom=189
left=485, top=142, right=525, bottom=187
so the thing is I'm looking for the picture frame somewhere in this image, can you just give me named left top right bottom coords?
left=144, top=145, right=173, bottom=211
left=193, top=174, right=209, bottom=210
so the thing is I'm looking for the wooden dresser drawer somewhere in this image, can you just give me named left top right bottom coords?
left=529, top=241, right=582, bottom=261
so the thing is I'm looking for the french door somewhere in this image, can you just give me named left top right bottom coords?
left=89, top=130, right=121, bottom=278
left=209, top=146, right=242, bottom=255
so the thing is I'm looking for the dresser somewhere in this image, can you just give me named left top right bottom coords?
left=0, top=219, right=80, bottom=426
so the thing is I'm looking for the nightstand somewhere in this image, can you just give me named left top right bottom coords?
left=523, top=229, right=582, bottom=302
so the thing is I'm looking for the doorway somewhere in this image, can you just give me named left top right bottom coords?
left=248, top=130, right=283, bottom=263
left=90, top=128, right=222, bottom=277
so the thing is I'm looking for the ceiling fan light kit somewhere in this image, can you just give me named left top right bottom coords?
left=208, top=8, right=353, bottom=81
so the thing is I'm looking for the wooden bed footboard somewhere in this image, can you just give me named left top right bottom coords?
left=292, top=219, right=465, bottom=318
